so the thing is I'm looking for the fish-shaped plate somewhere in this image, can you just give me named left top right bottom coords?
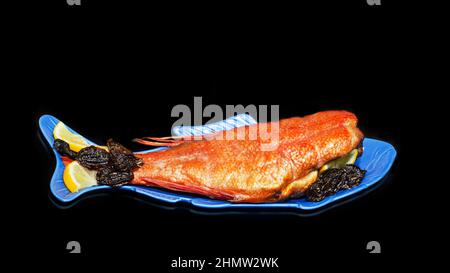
left=39, top=114, right=396, bottom=210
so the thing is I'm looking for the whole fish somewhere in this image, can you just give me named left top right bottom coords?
left=132, top=110, right=363, bottom=203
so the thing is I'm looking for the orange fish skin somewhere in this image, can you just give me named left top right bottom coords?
left=132, top=111, right=364, bottom=203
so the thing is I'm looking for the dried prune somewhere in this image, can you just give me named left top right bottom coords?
left=58, top=138, right=142, bottom=186
left=54, top=139, right=78, bottom=159
left=107, top=139, right=143, bottom=171
left=76, top=146, right=110, bottom=170
left=306, top=165, right=366, bottom=202
left=107, top=138, right=133, bottom=155
left=96, top=167, right=133, bottom=186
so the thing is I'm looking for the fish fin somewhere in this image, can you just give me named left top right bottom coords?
left=133, top=137, right=187, bottom=147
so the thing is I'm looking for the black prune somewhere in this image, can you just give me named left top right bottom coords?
left=54, top=139, right=78, bottom=159
left=306, top=165, right=366, bottom=202
left=96, top=167, right=133, bottom=187
left=107, top=139, right=143, bottom=171
left=76, top=146, right=110, bottom=170
left=107, top=138, right=133, bottom=155
left=60, top=138, right=142, bottom=186
left=110, top=153, right=141, bottom=171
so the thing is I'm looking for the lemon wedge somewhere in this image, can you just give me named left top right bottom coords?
left=319, top=149, right=359, bottom=173
left=53, top=122, right=90, bottom=152
left=63, top=161, right=98, bottom=192
left=53, top=122, right=108, bottom=152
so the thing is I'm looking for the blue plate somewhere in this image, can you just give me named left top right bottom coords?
left=39, top=114, right=396, bottom=210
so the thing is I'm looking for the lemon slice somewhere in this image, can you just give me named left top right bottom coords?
left=53, top=122, right=90, bottom=152
left=53, top=122, right=108, bottom=152
left=63, top=161, right=98, bottom=192
left=319, top=149, right=359, bottom=173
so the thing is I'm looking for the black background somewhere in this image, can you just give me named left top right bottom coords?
left=18, top=0, right=443, bottom=271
